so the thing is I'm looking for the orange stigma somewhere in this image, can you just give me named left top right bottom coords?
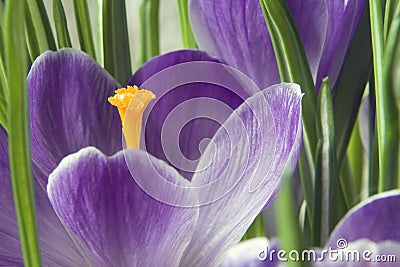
left=108, top=85, right=155, bottom=148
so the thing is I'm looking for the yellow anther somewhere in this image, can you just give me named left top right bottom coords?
left=108, top=85, right=155, bottom=148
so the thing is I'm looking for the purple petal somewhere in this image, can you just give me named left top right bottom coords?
left=190, top=0, right=365, bottom=90
left=316, top=0, right=366, bottom=89
left=0, top=126, right=87, bottom=265
left=128, top=49, right=219, bottom=86
left=47, top=147, right=198, bottom=266
left=189, top=0, right=280, bottom=89
left=180, top=83, right=303, bottom=266
left=0, top=126, right=23, bottom=265
left=327, top=190, right=400, bottom=248
left=220, top=238, right=280, bottom=267
left=287, top=0, right=329, bottom=82
left=189, top=0, right=328, bottom=88
left=29, top=48, right=122, bottom=187
left=129, top=50, right=256, bottom=180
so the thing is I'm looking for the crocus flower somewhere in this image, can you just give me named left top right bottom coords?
left=189, top=0, right=366, bottom=90
left=220, top=190, right=400, bottom=266
left=0, top=48, right=303, bottom=266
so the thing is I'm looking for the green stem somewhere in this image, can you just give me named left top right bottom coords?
left=0, top=27, right=8, bottom=131
left=103, top=0, right=131, bottom=84
left=259, top=0, right=317, bottom=230
left=275, top=180, right=305, bottom=267
left=25, top=7, right=42, bottom=61
left=368, top=80, right=379, bottom=195
left=5, top=1, right=41, bottom=265
left=149, top=0, right=160, bottom=57
left=73, top=0, right=97, bottom=60
left=370, top=0, right=399, bottom=191
left=137, top=0, right=160, bottom=68
left=383, top=0, right=399, bottom=39
left=53, top=0, right=72, bottom=48
left=137, top=0, right=149, bottom=67
left=346, top=119, right=364, bottom=193
left=177, top=0, right=197, bottom=48
left=243, top=214, right=265, bottom=240
left=313, top=78, right=341, bottom=246
left=339, top=155, right=359, bottom=208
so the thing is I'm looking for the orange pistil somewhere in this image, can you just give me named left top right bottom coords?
left=108, top=85, right=155, bottom=148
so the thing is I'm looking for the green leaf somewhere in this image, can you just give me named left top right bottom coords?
left=73, top=0, right=97, bottom=60
left=313, top=78, right=340, bottom=246
left=370, top=0, right=399, bottom=191
left=367, top=81, right=379, bottom=195
left=346, top=120, right=364, bottom=193
left=0, top=1, right=4, bottom=26
left=384, top=0, right=399, bottom=39
left=4, top=0, right=41, bottom=265
left=137, top=0, right=160, bottom=68
left=242, top=214, right=265, bottom=240
left=148, top=0, right=160, bottom=57
left=26, top=0, right=57, bottom=54
left=339, top=155, right=358, bottom=208
left=53, top=0, right=72, bottom=48
left=259, top=0, right=317, bottom=228
left=177, top=0, right=197, bottom=48
left=103, top=0, right=132, bottom=84
left=91, top=0, right=103, bottom=66
left=275, top=179, right=306, bottom=267
left=25, top=8, right=42, bottom=62
left=0, top=27, right=8, bottom=131
left=137, top=0, right=149, bottom=67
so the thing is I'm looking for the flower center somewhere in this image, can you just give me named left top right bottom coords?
left=108, top=85, right=155, bottom=149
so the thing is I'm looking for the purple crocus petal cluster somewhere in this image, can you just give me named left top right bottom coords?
left=0, top=48, right=303, bottom=266
left=220, top=190, right=400, bottom=266
left=189, top=0, right=366, bottom=90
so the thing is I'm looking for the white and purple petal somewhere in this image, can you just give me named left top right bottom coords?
left=28, top=49, right=122, bottom=188
left=47, top=147, right=199, bottom=266
left=180, top=83, right=303, bottom=266
left=189, top=0, right=281, bottom=89
left=327, top=190, right=400, bottom=248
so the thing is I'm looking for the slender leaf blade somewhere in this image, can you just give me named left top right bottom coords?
left=53, top=0, right=72, bottom=48
left=4, top=0, right=41, bottom=265
left=26, top=0, right=57, bottom=54
left=25, top=8, right=42, bottom=61
left=0, top=26, right=8, bottom=130
left=370, top=0, right=399, bottom=191
left=259, top=0, right=317, bottom=227
left=73, top=0, right=96, bottom=60
left=313, top=78, right=340, bottom=246
left=103, top=0, right=131, bottom=84
left=177, top=0, right=197, bottom=48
